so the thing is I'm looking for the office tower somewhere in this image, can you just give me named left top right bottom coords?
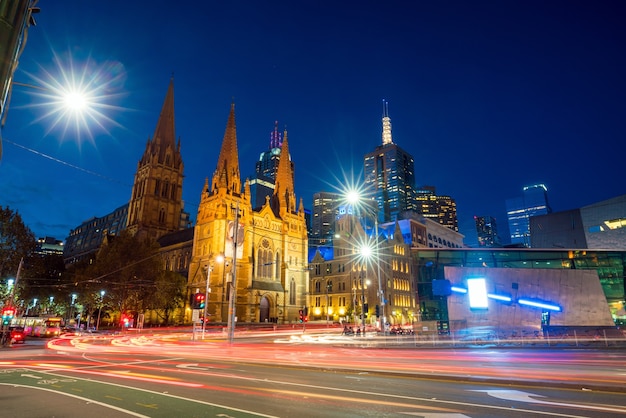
left=311, top=191, right=341, bottom=244
left=474, top=215, right=500, bottom=247
left=364, top=100, right=417, bottom=223
left=415, top=186, right=459, bottom=232
left=506, top=183, right=552, bottom=247
left=249, top=121, right=293, bottom=209
left=126, top=78, right=186, bottom=242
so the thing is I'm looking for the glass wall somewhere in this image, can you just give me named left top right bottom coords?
left=414, top=248, right=626, bottom=325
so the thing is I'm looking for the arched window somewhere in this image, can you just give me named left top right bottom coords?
left=289, top=278, right=296, bottom=305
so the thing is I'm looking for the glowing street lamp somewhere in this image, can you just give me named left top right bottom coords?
left=96, top=290, right=105, bottom=331
left=346, top=190, right=386, bottom=334
left=203, top=254, right=224, bottom=339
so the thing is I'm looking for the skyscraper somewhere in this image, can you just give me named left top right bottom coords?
left=364, top=100, right=417, bottom=223
left=414, top=186, right=459, bottom=232
left=474, top=215, right=500, bottom=247
left=506, top=183, right=552, bottom=247
left=249, top=121, right=293, bottom=209
left=311, top=191, right=341, bottom=244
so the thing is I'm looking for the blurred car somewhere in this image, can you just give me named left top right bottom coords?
left=9, top=326, right=26, bottom=344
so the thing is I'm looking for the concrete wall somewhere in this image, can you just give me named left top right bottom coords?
left=444, top=267, right=614, bottom=331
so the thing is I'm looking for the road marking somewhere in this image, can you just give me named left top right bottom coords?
left=20, top=373, right=43, bottom=379
left=474, top=390, right=626, bottom=414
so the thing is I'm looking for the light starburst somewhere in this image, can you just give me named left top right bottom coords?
left=14, top=49, right=127, bottom=149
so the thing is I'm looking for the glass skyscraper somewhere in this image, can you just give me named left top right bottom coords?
left=506, top=184, right=552, bottom=247
left=364, top=101, right=417, bottom=223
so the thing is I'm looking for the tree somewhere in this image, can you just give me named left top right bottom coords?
left=0, top=206, right=36, bottom=280
left=148, top=270, right=187, bottom=325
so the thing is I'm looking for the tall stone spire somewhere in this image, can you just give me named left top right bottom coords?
left=382, top=99, right=393, bottom=146
left=212, top=103, right=241, bottom=195
left=271, top=128, right=296, bottom=215
left=127, top=77, right=184, bottom=240
left=152, top=76, right=177, bottom=158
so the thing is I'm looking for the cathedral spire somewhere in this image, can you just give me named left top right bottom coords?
left=272, top=128, right=295, bottom=214
left=212, top=103, right=241, bottom=194
left=153, top=76, right=176, bottom=150
left=382, top=99, right=393, bottom=145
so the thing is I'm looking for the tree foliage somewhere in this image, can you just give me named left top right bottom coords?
left=0, top=206, right=36, bottom=281
left=70, top=230, right=186, bottom=324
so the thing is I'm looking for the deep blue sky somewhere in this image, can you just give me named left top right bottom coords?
left=1, top=1, right=625, bottom=247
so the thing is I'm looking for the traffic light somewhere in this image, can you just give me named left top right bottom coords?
left=193, top=293, right=205, bottom=309
left=298, top=309, right=304, bottom=323
left=121, top=314, right=130, bottom=327
left=375, top=304, right=380, bottom=318
left=2, top=307, right=15, bottom=326
left=363, top=303, right=368, bottom=317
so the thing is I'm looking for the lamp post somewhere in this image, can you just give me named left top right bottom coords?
left=96, top=290, right=105, bottom=331
left=227, top=203, right=241, bottom=345
left=361, top=277, right=370, bottom=335
left=347, top=190, right=386, bottom=334
left=203, top=254, right=224, bottom=339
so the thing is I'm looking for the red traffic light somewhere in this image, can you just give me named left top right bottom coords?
left=2, top=308, right=15, bottom=317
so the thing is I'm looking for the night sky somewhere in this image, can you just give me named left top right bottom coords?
left=1, top=1, right=624, bottom=247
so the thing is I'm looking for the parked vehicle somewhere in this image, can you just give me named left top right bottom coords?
left=9, top=326, right=26, bottom=344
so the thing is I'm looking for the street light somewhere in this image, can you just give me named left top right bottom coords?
left=203, top=254, right=224, bottom=339
left=361, top=277, right=371, bottom=335
left=96, top=290, right=105, bottom=331
left=347, top=190, right=386, bottom=334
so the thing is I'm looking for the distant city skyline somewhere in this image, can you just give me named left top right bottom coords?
left=1, top=1, right=624, bottom=247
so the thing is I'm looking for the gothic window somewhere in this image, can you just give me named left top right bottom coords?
left=315, top=281, right=321, bottom=292
left=171, top=184, right=176, bottom=200
left=154, top=179, right=161, bottom=196
left=289, top=278, right=296, bottom=305
left=159, top=208, right=165, bottom=224
left=162, top=182, right=169, bottom=198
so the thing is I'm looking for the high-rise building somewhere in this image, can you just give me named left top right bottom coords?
left=249, top=121, right=293, bottom=209
left=364, top=100, right=417, bottom=223
left=414, top=186, right=459, bottom=232
left=126, top=78, right=188, bottom=242
left=506, top=183, right=551, bottom=247
left=474, top=215, right=500, bottom=247
left=311, top=191, right=341, bottom=244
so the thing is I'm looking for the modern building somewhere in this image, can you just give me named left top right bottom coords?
left=63, top=204, right=129, bottom=265
left=187, top=103, right=308, bottom=324
left=530, top=194, right=626, bottom=250
left=249, top=121, right=293, bottom=209
left=35, top=236, right=64, bottom=256
left=310, top=191, right=342, bottom=245
left=506, top=184, right=552, bottom=247
left=0, top=0, right=38, bottom=160
left=364, top=101, right=417, bottom=224
left=381, top=213, right=464, bottom=249
left=415, top=248, right=625, bottom=334
left=474, top=215, right=501, bottom=247
left=414, top=186, right=459, bottom=232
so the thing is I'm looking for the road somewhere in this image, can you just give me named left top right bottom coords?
left=1, top=330, right=625, bottom=417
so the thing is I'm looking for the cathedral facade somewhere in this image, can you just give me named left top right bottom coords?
left=186, top=104, right=309, bottom=324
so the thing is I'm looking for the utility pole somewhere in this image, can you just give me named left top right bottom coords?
left=227, top=204, right=240, bottom=345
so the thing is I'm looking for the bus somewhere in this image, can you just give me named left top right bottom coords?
left=13, top=316, right=63, bottom=337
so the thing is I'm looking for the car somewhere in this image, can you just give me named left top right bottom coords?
left=9, top=326, right=26, bottom=344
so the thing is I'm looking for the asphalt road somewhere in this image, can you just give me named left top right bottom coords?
left=1, top=332, right=625, bottom=417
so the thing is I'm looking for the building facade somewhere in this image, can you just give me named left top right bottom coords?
left=414, top=186, right=459, bottom=232
left=364, top=101, right=417, bottom=224
left=530, top=194, right=626, bottom=250
left=474, top=215, right=501, bottom=247
left=126, top=78, right=187, bottom=242
left=310, top=191, right=341, bottom=245
left=186, top=104, right=309, bottom=324
left=506, top=184, right=552, bottom=247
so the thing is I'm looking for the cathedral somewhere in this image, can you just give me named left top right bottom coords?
left=129, top=78, right=309, bottom=325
